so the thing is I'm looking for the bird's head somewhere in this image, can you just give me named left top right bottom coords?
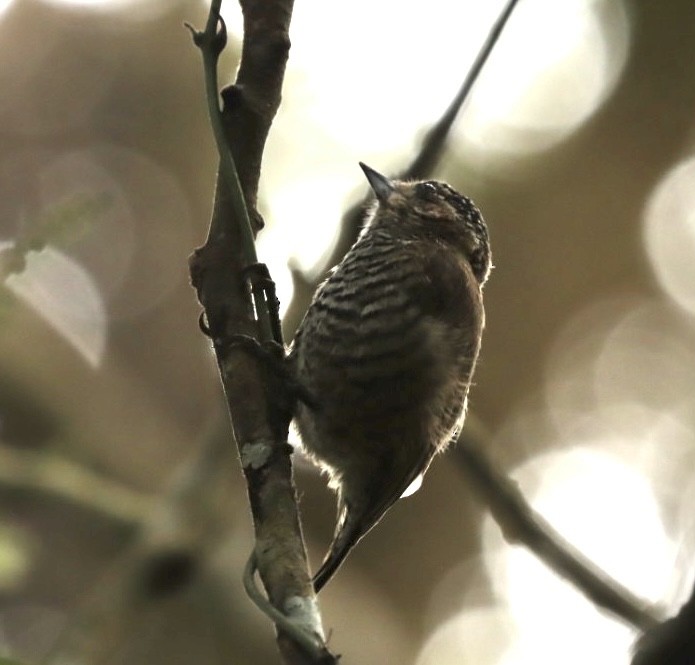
left=359, top=162, right=491, bottom=285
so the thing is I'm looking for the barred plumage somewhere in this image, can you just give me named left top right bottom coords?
left=289, top=164, right=491, bottom=591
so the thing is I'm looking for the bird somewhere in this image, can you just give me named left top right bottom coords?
left=288, top=163, right=492, bottom=592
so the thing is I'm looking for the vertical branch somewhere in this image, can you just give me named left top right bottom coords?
left=188, top=2, right=335, bottom=663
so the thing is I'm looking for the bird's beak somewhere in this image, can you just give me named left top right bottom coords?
left=359, top=162, right=395, bottom=203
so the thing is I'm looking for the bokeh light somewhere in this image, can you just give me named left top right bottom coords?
left=253, top=0, right=631, bottom=305
left=469, top=446, right=672, bottom=665
left=491, top=448, right=677, bottom=605
left=256, top=166, right=357, bottom=314
left=270, top=1, right=508, bottom=156
left=673, top=472, right=695, bottom=608
left=0, top=0, right=14, bottom=17
left=4, top=243, right=107, bottom=367
left=37, top=145, right=195, bottom=321
left=643, top=156, right=695, bottom=316
left=417, top=442, right=679, bottom=664
left=593, top=302, right=695, bottom=412
left=267, top=0, right=630, bottom=161
left=39, top=0, right=172, bottom=21
left=544, top=297, right=695, bottom=447
left=542, top=297, right=695, bottom=604
left=42, top=0, right=120, bottom=5
left=416, top=608, right=517, bottom=665
left=458, top=0, right=630, bottom=159
left=420, top=286, right=695, bottom=663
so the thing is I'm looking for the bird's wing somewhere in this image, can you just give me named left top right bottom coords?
left=313, top=245, right=479, bottom=592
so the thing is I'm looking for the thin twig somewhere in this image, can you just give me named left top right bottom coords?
left=0, top=444, right=151, bottom=526
left=283, top=0, right=522, bottom=336
left=454, top=417, right=663, bottom=631
left=185, top=6, right=273, bottom=342
left=185, top=3, right=256, bottom=269
left=41, top=422, right=240, bottom=665
left=401, top=0, right=521, bottom=180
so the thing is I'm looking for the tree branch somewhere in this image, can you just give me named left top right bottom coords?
left=631, top=577, right=695, bottom=664
left=0, top=444, right=151, bottom=527
left=283, top=0, right=521, bottom=337
left=41, top=422, right=243, bottom=665
left=401, top=0, right=521, bottom=180
left=188, top=1, right=334, bottom=663
left=454, top=416, right=663, bottom=631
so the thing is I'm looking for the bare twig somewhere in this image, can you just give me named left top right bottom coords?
left=0, top=444, right=152, bottom=526
left=185, top=2, right=257, bottom=269
left=187, top=1, right=334, bottom=662
left=41, top=422, right=242, bottom=665
left=401, top=0, right=521, bottom=180
left=454, top=416, right=663, bottom=631
left=283, top=0, right=522, bottom=336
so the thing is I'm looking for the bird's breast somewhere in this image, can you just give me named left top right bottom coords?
left=293, top=236, right=477, bottom=456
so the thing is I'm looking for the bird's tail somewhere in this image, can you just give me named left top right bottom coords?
left=312, top=475, right=409, bottom=593
left=312, top=507, right=362, bottom=593
left=312, top=448, right=432, bottom=592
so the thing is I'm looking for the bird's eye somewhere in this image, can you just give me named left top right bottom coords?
left=417, top=182, right=439, bottom=201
